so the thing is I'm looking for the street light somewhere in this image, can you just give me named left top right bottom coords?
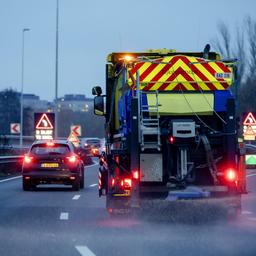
left=20, top=28, right=30, bottom=148
left=55, top=0, right=59, bottom=139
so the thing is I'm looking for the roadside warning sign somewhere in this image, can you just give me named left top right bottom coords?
left=243, top=112, right=256, bottom=141
left=67, top=131, right=80, bottom=147
left=10, top=123, right=20, bottom=134
left=243, top=112, right=256, bottom=125
left=71, top=125, right=81, bottom=136
left=34, top=113, right=55, bottom=140
left=36, top=113, right=54, bottom=129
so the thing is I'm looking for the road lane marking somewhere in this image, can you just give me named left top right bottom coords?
left=242, top=210, right=252, bottom=215
left=86, top=162, right=98, bottom=168
left=72, top=195, right=81, bottom=200
left=60, top=212, right=69, bottom=220
left=246, top=173, right=256, bottom=178
left=75, top=246, right=96, bottom=256
left=89, top=184, right=97, bottom=187
left=0, top=175, right=22, bottom=183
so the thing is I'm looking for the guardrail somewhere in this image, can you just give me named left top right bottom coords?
left=0, top=155, right=23, bottom=178
left=0, top=155, right=23, bottom=164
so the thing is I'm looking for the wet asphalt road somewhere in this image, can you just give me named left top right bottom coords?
left=0, top=161, right=256, bottom=256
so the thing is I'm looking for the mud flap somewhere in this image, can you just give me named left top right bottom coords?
left=98, top=165, right=108, bottom=197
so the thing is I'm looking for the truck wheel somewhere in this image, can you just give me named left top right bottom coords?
left=72, top=179, right=80, bottom=191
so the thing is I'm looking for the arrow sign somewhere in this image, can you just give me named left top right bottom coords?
left=10, top=123, right=20, bottom=134
left=71, top=125, right=81, bottom=136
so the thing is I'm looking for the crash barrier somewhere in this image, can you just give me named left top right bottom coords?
left=0, top=155, right=23, bottom=178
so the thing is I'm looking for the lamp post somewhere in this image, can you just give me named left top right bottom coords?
left=20, top=28, right=30, bottom=148
left=55, top=0, right=59, bottom=139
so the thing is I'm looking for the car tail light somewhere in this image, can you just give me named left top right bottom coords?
left=23, top=155, right=33, bottom=164
left=91, top=148, right=99, bottom=154
left=121, top=178, right=132, bottom=189
left=66, top=154, right=78, bottom=164
left=225, top=168, right=237, bottom=182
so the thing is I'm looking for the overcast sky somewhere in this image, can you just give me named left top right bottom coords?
left=0, top=0, right=255, bottom=101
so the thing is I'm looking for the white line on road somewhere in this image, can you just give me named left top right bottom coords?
left=242, top=210, right=252, bottom=215
left=60, top=212, right=69, bottom=220
left=72, top=195, right=81, bottom=200
left=75, top=246, right=96, bottom=256
left=89, top=184, right=97, bottom=187
left=246, top=173, right=256, bottom=178
left=0, top=175, right=22, bottom=183
left=86, top=162, right=98, bottom=168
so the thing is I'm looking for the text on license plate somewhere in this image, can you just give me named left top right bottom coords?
left=41, top=163, right=59, bottom=168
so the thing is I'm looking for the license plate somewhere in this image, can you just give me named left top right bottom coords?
left=41, top=163, right=59, bottom=168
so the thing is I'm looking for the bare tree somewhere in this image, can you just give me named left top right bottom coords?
left=212, top=17, right=256, bottom=114
left=246, top=16, right=256, bottom=79
left=213, top=22, right=231, bottom=59
left=232, top=26, right=246, bottom=86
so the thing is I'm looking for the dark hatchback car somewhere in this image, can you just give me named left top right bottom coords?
left=22, top=140, right=84, bottom=191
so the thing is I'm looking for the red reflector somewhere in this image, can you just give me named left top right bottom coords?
left=24, top=155, right=33, bottom=164
left=70, top=176, right=76, bottom=180
left=108, top=208, right=113, bottom=214
left=133, top=170, right=139, bottom=180
left=168, top=136, right=174, bottom=144
left=225, top=168, right=237, bottom=182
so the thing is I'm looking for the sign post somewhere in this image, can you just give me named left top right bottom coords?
left=34, top=113, right=55, bottom=140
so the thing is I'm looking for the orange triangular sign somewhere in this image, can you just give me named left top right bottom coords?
left=244, top=126, right=255, bottom=135
left=243, top=112, right=256, bottom=125
left=36, top=114, right=54, bottom=129
left=67, top=132, right=80, bottom=144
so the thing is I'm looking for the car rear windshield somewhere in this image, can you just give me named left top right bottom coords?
left=31, top=144, right=70, bottom=155
left=86, top=139, right=100, bottom=145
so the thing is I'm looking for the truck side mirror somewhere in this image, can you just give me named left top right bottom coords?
left=92, top=86, right=102, bottom=96
left=94, top=96, right=105, bottom=116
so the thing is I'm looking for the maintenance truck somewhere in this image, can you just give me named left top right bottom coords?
left=92, top=45, right=246, bottom=216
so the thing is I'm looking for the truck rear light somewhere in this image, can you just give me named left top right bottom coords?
left=24, top=155, right=33, bottom=164
left=111, top=178, right=115, bottom=187
left=121, top=178, right=132, bottom=188
left=168, top=136, right=174, bottom=144
left=24, top=176, right=30, bottom=180
left=225, top=168, right=237, bottom=182
left=133, top=170, right=139, bottom=180
left=70, top=176, right=76, bottom=180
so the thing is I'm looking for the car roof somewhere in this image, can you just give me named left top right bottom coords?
left=32, top=140, right=71, bottom=146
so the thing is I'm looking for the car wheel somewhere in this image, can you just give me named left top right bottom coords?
left=72, top=178, right=80, bottom=191
left=23, top=180, right=31, bottom=191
